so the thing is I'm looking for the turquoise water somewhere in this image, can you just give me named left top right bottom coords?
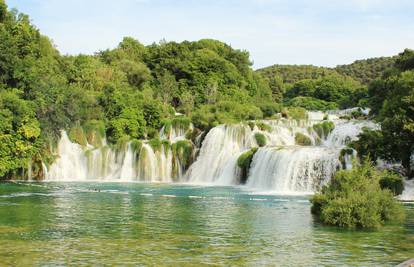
left=0, top=182, right=413, bottom=266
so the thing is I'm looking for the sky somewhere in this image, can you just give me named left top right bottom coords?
left=6, top=0, right=414, bottom=68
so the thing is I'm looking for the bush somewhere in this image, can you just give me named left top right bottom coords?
left=282, top=107, right=307, bottom=120
left=237, top=148, right=258, bottom=183
left=379, top=171, right=404, bottom=196
left=148, top=138, right=162, bottom=151
left=254, top=133, right=267, bottom=147
left=339, top=147, right=355, bottom=168
left=349, top=129, right=384, bottom=162
left=257, top=102, right=282, bottom=118
left=287, top=96, right=338, bottom=111
left=295, top=132, right=312, bottom=146
left=172, top=116, right=191, bottom=129
left=311, top=161, right=405, bottom=229
left=313, top=121, right=335, bottom=138
left=130, top=139, right=143, bottom=153
left=83, top=120, right=106, bottom=147
left=191, top=101, right=263, bottom=130
left=68, top=125, right=87, bottom=146
left=256, top=122, right=272, bottom=132
left=171, top=140, right=193, bottom=168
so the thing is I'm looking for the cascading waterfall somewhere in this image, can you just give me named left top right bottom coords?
left=185, top=116, right=377, bottom=192
left=45, top=130, right=183, bottom=182
left=46, top=131, right=88, bottom=181
left=324, top=120, right=378, bottom=147
left=246, top=147, right=340, bottom=194
left=186, top=125, right=254, bottom=184
left=44, top=111, right=393, bottom=197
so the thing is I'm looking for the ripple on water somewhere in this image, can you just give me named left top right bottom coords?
left=0, top=182, right=412, bottom=266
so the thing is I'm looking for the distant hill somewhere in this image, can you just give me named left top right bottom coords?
left=335, top=56, right=396, bottom=84
left=256, top=65, right=337, bottom=85
left=257, top=56, right=396, bottom=85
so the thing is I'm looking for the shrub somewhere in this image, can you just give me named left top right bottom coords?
left=68, top=125, right=87, bottom=146
left=295, top=132, right=312, bottom=146
left=130, top=139, right=143, bottom=153
left=282, top=107, right=307, bottom=120
left=148, top=138, right=162, bottom=151
left=311, top=161, right=405, bottom=229
left=256, top=122, right=272, bottom=132
left=172, top=116, right=191, bottom=129
left=313, top=121, right=335, bottom=138
left=83, top=120, right=106, bottom=147
left=172, top=140, right=193, bottom=168
left=237, top=148, right=258, bottom=184
left=287, top=96, right=338, bottom=111
left=247, top=122, right=255, bottom=131
left=379, top=171, right=404, bottom=196
left=254, top=133, right=267, bottom=147
left=339, top=147, right=355, bottom=168
left=257, top=102, right=282, bottom=118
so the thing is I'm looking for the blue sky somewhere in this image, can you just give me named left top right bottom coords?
left=6, top=0, right=414, bottom=68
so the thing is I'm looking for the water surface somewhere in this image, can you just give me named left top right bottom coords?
left=0, top=182, right=413, bottom=266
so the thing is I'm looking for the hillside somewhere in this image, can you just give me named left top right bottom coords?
left=257, top=56, right=395, bottom=86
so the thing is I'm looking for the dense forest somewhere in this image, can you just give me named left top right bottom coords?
left=0, top=0, right=413, bottom=185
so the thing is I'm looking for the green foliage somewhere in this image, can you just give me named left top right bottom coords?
left=379, top=171, right=404, bottom=196
left=68, top=125, right=87, bottom=146
left=130, top=139, right=143, bottom=154
left=313, top=121, right=335, bottom=138
left=311, top=161, right=405, bottom=229
left=339, top=147, right=355, bottom=168
left=148, top=138, right=162, bottom=151
left=237, top=147, right=258, bottom=184
left=361, top=50, right=414, bottom=176
left=82, top=120, right=105, bottom=147
left=256, top=122, right=272, bottom=132
left=336, top=56, right=396, bottom=84
left=287, top=96, right=338, bottom=111
left=254, top=133, right=266, bottom=147
left=0, top=89, right=41, bottom=178
left=279, top=70, right=366, bottom=108
left=295, top=132, right=312, bottom=146
left=282, top=107, right=307, bottom=120
left=171, top=140, right=193, bottom=168
left=257, top=65, right=338, bottom=85
left=395, top=49, right=414, bottom=71
left=257, top=102, right=282, bottom=118
left=191, top=101, right=263, bottom=130
left=172, top=116, right=191, bottom=129
left=350, top=129, right=383, bottom=163
left=0, top=0, right=7, bottom=22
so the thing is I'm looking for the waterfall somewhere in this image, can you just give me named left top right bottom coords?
left=400, top=179, right=414, bottom=201
left=45, top=131, right=180, bottom=182
left=43, top=110, right=385, bottom=196
left=45, top=131, right=88, bottom=181
left=186, top=125, right=254, bottom=184
left=324, top=120, right=378, bottom=147
left=245, top=147, right=340, bottom=194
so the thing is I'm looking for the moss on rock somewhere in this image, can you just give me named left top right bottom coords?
left=254, top=133, right=267, bottom=147
left=237, top=147, right=258, bottom=184
left=295, top=132, right=312, bottom=146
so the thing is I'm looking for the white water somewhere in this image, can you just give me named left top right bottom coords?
left=400, top=179, right=414, bottom=201
left=186, top=125, right=254, bottom=184
left=246, top=147, right=340, bottom=193
left=45, top=131, right=182, bottom=182
left=44, top=111, right=385, bottom=196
